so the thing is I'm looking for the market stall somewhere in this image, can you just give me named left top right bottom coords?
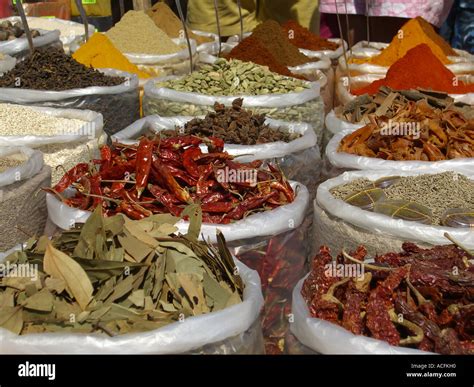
left=0, top=3, right=472, bottom=359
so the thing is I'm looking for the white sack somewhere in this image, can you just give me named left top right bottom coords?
left=317, top=169, right=474, bottom=249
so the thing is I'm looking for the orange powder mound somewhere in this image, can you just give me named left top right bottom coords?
left=352, top=44, right=474, bottom=95
left=352, top=17, right=457, bottom=67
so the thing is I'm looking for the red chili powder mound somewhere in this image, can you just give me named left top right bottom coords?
left=225, top=35, right=306, bottom=80
left=353, top=44, right=474, bottom=95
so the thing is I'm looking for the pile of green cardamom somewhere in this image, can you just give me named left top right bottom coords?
left=0, top=206, right=244, bottom=336
left=157, top=58, right=309, bottom=95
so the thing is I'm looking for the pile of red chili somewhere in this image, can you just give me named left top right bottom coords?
left=46, top=136, right=296, bottom=224
left=303, top=243, right=474, bottom=354
left=282, top=20, right=339, bottom=51
left=353, top=44, right=474, bottom=95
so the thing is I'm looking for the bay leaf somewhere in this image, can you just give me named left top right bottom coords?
left=103, top=214, right=125, bottom=236
left=0, top=306, right=23, bottom=334
left=202, top=272, right=232, bottom=310
left=0, top=289, right=15, bottom=307
left=45, top=277, right=66, bottom=294
left=124, top=217, right=160, bottom=249
left=182, top=204, right=202, bottom=241
left=43, top=242, right=93, bottom=311
left=128, top=290, right=145, bottom=308
left=72, top=257, right=145, bottom=283
left=73, top=206, right=106, bottom=259
left=106, top=274, right=135, bottom=303
left=23, top=289, right=54, bottom=312
left=118, top=232, right=153, bottom=263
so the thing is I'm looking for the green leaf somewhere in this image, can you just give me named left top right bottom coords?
left=0, top=306, right=23, bottom=334
left=23, top=289, right=54, bottom=312
left=43, top=242, right=93, bottom=311
left=182, top=204, right=202, bottom=241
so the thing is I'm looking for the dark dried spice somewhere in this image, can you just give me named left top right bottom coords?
left=159, top=98, right=301, bottom=145
left=0, top=48, right=125, bottom=91
left=302, top=243, right=474, bottom=354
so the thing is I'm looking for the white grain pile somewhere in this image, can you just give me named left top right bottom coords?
left=0, top=104, right=86, bottom=136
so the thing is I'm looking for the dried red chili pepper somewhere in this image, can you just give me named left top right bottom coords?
left=151, top=160, right=192, bottom=203
left=53, top=163, right=90, bottom=193
left=225, top=192, right=277, bottom=220
left=135, top=137, right=154, bottom=198
left=182, top=146, right=202, bottom=178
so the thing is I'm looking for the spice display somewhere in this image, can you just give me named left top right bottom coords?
left=0, top=206, right=244, bottom=336
left=46, top=137, right=295, bottom=223
left=225, top=35, right=305, bottom=79
left=302, top=243, right=474, bottom=354
left=352, top=17, right=457, bottom=67
left=0, top=19, right=40, bottom=41
left=338, top=98, right=474, bottom=160
left=73, top=33, right=150, bottom=79
left=0, top=104, right=87, bottom=136
left=353, top=44, right=474, bottom=95
left=0, top=157, right=23, bottom=172
left=0, top=48, right=125, bottom=91
left=157, top=58, right=308, bottom=96
left=282, top=20, right=338, bottom=51
left=331, top=172, right=474, bottom=226
left=106, top=10, right=181, bottom=55
left=159, top=98, right=301, bottom=145
left=337, top=87, right=474, bottom=124
left=146, top=2, right=212, bottom=45
left=250, top=20, right=312, bottom=67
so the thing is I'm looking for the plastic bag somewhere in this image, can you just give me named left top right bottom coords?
left=0, top=106, right=104, bottom=184
left=0, top=69, right=139, bottom=136
left=290, top=276, right=428, bottom=354
left=46, top=181, right=309, bottom=238
left=0, top=255, right=264, bottom=354
left=111, top=115, right=320, bottom=190
left=336, top=74, right=474, bottom=106
left=0, top=53, right=15, bottom=75
left=326, top=128, right=474, bottom=175
left=0, top=163, right=51, bottom=252
left=322, top=109, right=365, bottom=149
left=143, top=76, right=324, bottom=141
left=317, top=169, right=474, bottom=250
left=0, top=28, right=61, bottom=59
left=0, top=147, right=44, bottom=187
left=125, top=38, right=198, bottom=78
left=1, top=16, right=95, bottom=54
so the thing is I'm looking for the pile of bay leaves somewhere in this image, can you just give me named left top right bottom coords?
left=0, top=205, right=245, bottom=337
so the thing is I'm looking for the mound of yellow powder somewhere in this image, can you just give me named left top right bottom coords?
left=73, top=33, right=150, bottom=79
left=352, top=17, right=457, bottom=66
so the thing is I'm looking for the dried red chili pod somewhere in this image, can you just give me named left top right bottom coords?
left=135, top=137, right=154, bottom=198
left=53, top=163, right=90, bottom=193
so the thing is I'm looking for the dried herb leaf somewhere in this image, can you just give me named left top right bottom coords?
left=43, top=242, right=93, bottom=310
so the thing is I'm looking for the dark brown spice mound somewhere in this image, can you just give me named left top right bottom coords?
left=0, top=48, right=125, bottom=91
left=251, top=20, right=312, bottom=67
left=160, top=98, right=301, bottom=145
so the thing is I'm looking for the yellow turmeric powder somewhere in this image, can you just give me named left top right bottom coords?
left=352, top=17, right=457, bottom=66
left=73, top=33, right=151, bottom=79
